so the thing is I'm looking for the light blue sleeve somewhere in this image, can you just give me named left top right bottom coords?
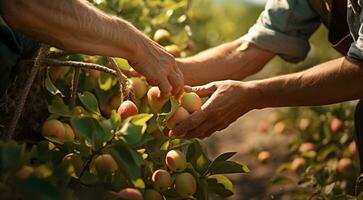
left=242, top=0, right=321, bottom=63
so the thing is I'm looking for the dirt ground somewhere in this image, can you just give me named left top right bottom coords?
left=203, top=108, right=300, bottom=200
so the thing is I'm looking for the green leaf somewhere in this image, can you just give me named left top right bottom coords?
left=45, top=71, right=64, bottom=96
left=209, top=161, right=249, bottom=175
left=160, top=139, right=194, bottom=151
left=98, top=72, right=116, bottom=91
left=214, top=152, right=237, bottom=163
left=78, top=92, right=100, bottom=114
left=70, top=117, right=108, bottom=145
left=48, top=97, right=71, bottom=117
left=187, top=140, right=211, bottom=175
left=270, top=176, right=294, bottom=185
left=195, top=178, right=209, bottom=200
left=0, top=141, right=25, bottom=173
left=113, top=57, right=131, bottom=70
left=131, top=114, right=153, bottom=126
left=207, top=175, right=234, bottom=197
left=120, top=114, right=153, bottom=146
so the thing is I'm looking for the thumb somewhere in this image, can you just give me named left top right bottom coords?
left=184, top=83, right=217, bottom=98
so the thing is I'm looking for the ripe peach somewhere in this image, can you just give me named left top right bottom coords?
left=174, top=172, right=197, bottom=198
left=41, top=119, right=65, bottom=140
left=257, top=122, right=270, bottom=134
left=117, top=100, right=139, bottom=119
left=349, top=141, right=357, bottom=156
left=179, top=92, right=202, bottom=113
left=63, top=123, right=75, bottom=141
left=153, top=29, right=171, bottom=45
left=151, top=169, right=173, bottom=192
left=291, top=157, right=306, bottom=172
left=331, top=117, right=344, bottom=133
left=88, top=69, right=101, bottom=80
left=129, top=77, right=148, bottom=99
left=94, top=154, right=118, bottom=174
left=273, top=122, right=286, bottom=134
left=299, top=143, right=316, bottom=153
left=257, top=151, right=270, bottom=163
left=117, top=188, right=143, bottom=200
left=336, top=158, right=353, bottom=173
left=144, top=189, right=163, bottom=200
left=62, top=153, right=83, bottom=175
left=166, top=107, right=190, bottom=129
left=15, top=165, right=33, bottom=179
left=110, top=95, right=121, bottom=109
left=165, top=45, right=181, bottom=57
left=147, top=87, right=169, bottom=112
left=165, top=150, right=187, bottom=172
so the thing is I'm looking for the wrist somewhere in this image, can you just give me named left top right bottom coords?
left=243, top=80, right=267, bottom=110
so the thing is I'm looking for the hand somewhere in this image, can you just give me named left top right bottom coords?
left=129, top=38, right=184, bottom=98
left=170, top=80, right=257, bottom=139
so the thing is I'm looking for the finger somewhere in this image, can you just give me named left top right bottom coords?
left=157, top=76, right=172, bottom=99
left=169, top=110, right=207, bottom=138
left=168, top=72, right=183, bottom=97
left=197, top=120, right=228, bottom=139
left=188, top=83, right=218, bottom=98
left=183, top=121, right=214, bottom=139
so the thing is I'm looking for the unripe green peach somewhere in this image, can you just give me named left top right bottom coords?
left=164, top=45, right=181, bottom=57
left=42, top=119, right=65, bottom=140
left=180, top=92, right=202, bottom=113
left=147, top=87, right=169, bottom=112
left=15, top=165, right=33, bottom=179
left=63, top=123, right=75, bottom=141
left=94, top=154, right=118, bottom=174
left=110, top=95, right=121, bottom=110
left=117, top=188, right=143, bottom=200
left=166, top=107, right=190, bottom=129
left=291, top=157, right=306, bottom=172
left=117, top=100, right=139, bottom=119
left=129, top=77, right=148, bottom=99
left=153, top=29, right=170, bottom=45
left=336, top=158, right=353, bottom=173
left=165, top=150, right=187, bottom=172
left=62, top=153, right=83, bottom=175
left=174, top=172, right=196, bottom=198
left=298, top=142, right=316, bottom=153
left=151, top=169, right=173, bottom=192
left=144, top=189, right=163, bottom=200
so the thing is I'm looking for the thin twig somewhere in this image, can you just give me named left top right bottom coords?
left=70, top=68, right=81, bottom=108
left=7, top=45, right=49, bottom=139
left=106, top=57, right=131, bottom=102
left=42, top=59, right=117, bottom=76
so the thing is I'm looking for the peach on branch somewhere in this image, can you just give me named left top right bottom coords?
left=110, top=95, right=121, bottom=110
left=147, top=87, right=169, bottom=112
left=298, top=142, right=316, bottom=153
left=41, top=119, right=65, bottom=140
left=174, top=172, right=197, bottom=198
left=153, top=29, right=171, bottom=45
left=117, top=188, right=143, bottom=200
left=330, top=117, right=344, bottom=133
left=144, top=189, right=163, bottom=200
left=179, top=92, right=202, bottom=113
left=257, top=151, right=270, bottom=163
left=165, top=150, right=187, bottom=172
left=165, top=45, right=181, bottom=57
left=166, top=107, right=190, bottom=130
left=336, top=158, right=353, bottom=173
left=94, top=154, right=118, bottom=174
left=151, top=169, right=173, bottom=192
left=15, top=165, right=34, bottom=179
left=129, top=77, right=148, bottom=99
left=291, top=157, right=306, bottom=172
left=63, top=123, right=75, bottom=141
left=117, top=100, right=139, bottom=119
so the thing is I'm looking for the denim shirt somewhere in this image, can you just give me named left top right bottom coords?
left=242, top=0, right=363, bottom=63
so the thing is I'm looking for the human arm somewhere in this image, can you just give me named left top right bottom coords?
left=0, top=0, right=183, bottom=96
left=171, top=57, right=363, bottom=139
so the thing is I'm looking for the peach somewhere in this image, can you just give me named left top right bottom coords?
left=174, top=172, right=197, bottom=198
left=349, top=141, right=357, bottom=156
left=147, top=87, right=169, bottom=112
left=63, top=123, right=75, bottom=141
left=299, top=142, right=316, bottom=153
left=118, top=100, right=139, bottom=119
left=151, top=169, right=173, bottom=192
left=165, top=150, right=187, bottom=172
left=41, top=119, right=65, bottom=140
left=117, top=188, right=143, bottom=200
left=94, top=154, right=118, bottom=174
left=336, top=158, right=353, bottom=173
left=179, top=92, right=202, bottom=113
left=165, top=45, right=181, bottom=57
left=144, top=189, right=163, bottom=200
left=257, top=151, right=270, bottom=163
left=129, top=77, right=148, bottom=99
left=110, top=95, right=121, bottom=110
left=291, top=157, right=306, bottom=172
left=166, top=107, right=190, bottom=130
left=153, top=29, right=170, bottom=45
left=15, top=165, right=33, bottom=179
left=331, top=117, right=344, bottom=133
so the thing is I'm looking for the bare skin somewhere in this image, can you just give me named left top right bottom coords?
left=0, top=0, right=183, bottom=97
left=172, top=40, right=363, bottom=139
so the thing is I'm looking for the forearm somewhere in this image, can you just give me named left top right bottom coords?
left=0, top=0, right=146, bottom=60
left=252, top=57, right=363, bottom=108
left=178, top=38, right=275, bottom=86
